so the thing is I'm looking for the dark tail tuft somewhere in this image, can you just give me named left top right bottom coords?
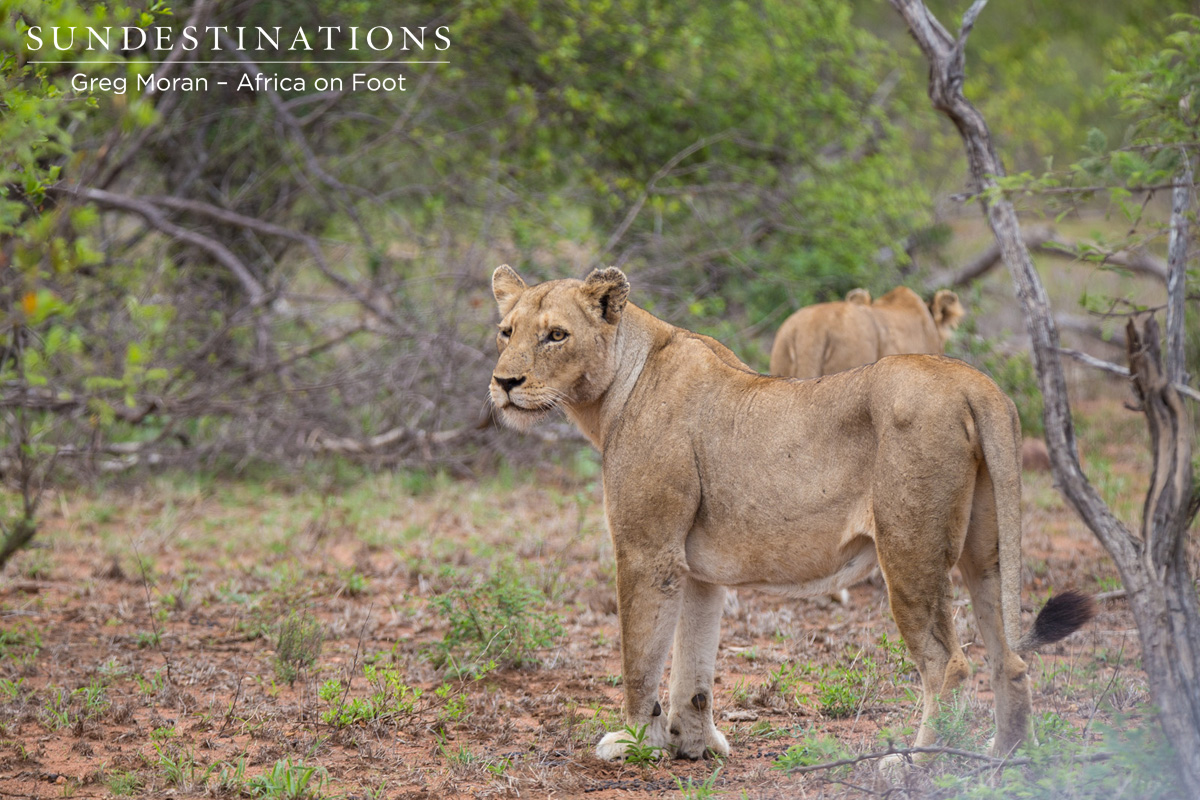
left=1016, top=590, right=1098, bottom=654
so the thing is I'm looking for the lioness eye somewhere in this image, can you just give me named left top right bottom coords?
left=499, top=327, right=512, bottom=338
left=548, top=329, right=568, bottom=342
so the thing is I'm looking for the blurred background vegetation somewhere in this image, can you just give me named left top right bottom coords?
left=1, top=0, right=1196, bottom=497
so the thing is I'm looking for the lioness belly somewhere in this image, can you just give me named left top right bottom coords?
left=683, top=512, right=878, bottom=596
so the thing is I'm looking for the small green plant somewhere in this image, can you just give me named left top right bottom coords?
left=135, top=630, right=161, bottom=649
left=1034, top=711, right=1082, bottom=746
left=440, top=742, right=478, bottom=768
left=813, top=664, right=864, bottom=719
left=483, top=756, right=511, bottom=777
left=246, top=758, right=326, bottom=799
left=877, top=632, right=914, bottom=676
left=40, top=687, right=73, bottom=730
left=338, top=568, right=369, bottom=597
left=318, top=663, right=467, bottom=729
left=0, top=627, right=42, bottom=664
left=20, top=549, right=52, bottom=580
left=216, top=756, right=248, bottom=795
left=749, top=719, right=790, bottom=739
left=78, top=679, right=111, bottom=719
left=764, top=662, right=808, bottom=706
left=931, top=693, right=986, bottom=751
left=676, top=766, right=722, bottom=799
left=926, top=710, right=1181, bottom=799
left=427, top=566, right=563, bottom=677
left=729, top=677, right=751, bottom=707
left=621, top=723, right=665, bottom=766
left=774, top=732, right=850, bottom=773
left=803, top=648, right=893, bottom=719
left=153, top=743, right=216, bottom=791
left=0, top=677, right=23, bottom=700
left=274, top=611, right=324, bottom=686
left=134, top=668, right=167, bottom=696
left=106, top=771, right=143, bottom=796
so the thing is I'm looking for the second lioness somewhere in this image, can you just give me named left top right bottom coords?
left=488, top=266, right=1092, bottom=765
left=769, top=286, right=964, bottom=379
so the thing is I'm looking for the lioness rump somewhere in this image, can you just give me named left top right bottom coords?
left=488, top=265, right=1093, bottom=764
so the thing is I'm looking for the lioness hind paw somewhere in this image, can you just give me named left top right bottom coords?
left=876, top=753, right=911, bottom=784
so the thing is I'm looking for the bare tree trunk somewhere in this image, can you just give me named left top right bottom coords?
left=888, top=0, right=1200, bottom=792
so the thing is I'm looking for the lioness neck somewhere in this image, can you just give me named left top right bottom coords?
left=565, top=304, right=667, bottom=448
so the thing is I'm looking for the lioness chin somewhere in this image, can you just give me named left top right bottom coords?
left=488, top=265, right=1095, bottom=765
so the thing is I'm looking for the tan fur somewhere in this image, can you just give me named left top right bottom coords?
left=489, top=266, right=1054, bottom=765
left=769, top=286, right=965, bottom=379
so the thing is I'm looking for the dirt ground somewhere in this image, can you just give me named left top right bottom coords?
left=0, top=400, right=1182, bottom=799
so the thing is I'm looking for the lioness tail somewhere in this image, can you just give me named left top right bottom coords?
left=1014, top=590, right=1097, bottom=654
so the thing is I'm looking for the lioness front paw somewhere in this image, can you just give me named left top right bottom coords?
left=670, top=721, right=730, bottom=761
left=595, top=718, right=671, bottom=762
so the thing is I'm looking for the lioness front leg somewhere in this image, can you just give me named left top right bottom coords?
left=667, top=576, right=729, bottom=760
left=595, top=556, right=685, bottom=761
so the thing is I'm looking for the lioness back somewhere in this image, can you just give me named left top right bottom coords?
left=769, top=286, right=964, bottom=379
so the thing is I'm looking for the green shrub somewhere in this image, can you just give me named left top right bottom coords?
left=427, top=566, right=564, bottom=677
left=273, top=611, right=324, bottom=686
left=774, top=732, right=850, bottom=773
left=318, top=664, right=467, bottom=729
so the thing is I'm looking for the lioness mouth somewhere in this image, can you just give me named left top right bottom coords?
left=508, top=402, right=555, bottom=415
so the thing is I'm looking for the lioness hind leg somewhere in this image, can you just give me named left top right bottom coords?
left=874, top=479, right=973, bottom=764
left=958, top=467, right=1032, bottom=757
left=666, top=577, right=729, bottom=760
left=882, top=569, right=970, bottom=753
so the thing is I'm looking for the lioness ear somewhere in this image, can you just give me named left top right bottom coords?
left=493, top=265, right=527, bottom=317
left=930, top=290, right=965, bottom=330
left=845, top=288, right=872, bottom=306
left=581, top=267, right=630, bottom=324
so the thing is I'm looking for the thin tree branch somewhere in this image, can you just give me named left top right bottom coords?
left=598, top=131, right=734, bottom=262
left=1058, top=346, right=1200, bottom=402
left=142, top=194, right=399, bottom=329
left=53, top=185, right=268, bottom=305
left=217, top=34, right=375, bottom=250
left=93, top=0, right=214, bottom=190
left=928, top=225, right=1169, bottom=292
left=1166, top=155, right=1193, bottom=384
left=785, top=743, right=1112, bottom=775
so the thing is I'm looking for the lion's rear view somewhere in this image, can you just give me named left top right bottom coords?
left=875, top=362, right=1097, bottom=761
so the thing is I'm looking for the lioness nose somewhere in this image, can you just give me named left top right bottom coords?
left=494, top=375, right=526, bottom=394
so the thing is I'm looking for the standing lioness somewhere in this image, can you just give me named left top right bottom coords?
left=488, top=265, right=1093, bottom=764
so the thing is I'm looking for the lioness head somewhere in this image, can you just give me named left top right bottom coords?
left=489, top=264, right=630, bottom=430
left=928, top=289, right=965, bottom=342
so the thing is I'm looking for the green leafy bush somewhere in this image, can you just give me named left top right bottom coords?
left=273, top=611, right=324, bottom=686
left=427, top=566, right=564, bottom=677
left=318, top=664, right=467, bottom=729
